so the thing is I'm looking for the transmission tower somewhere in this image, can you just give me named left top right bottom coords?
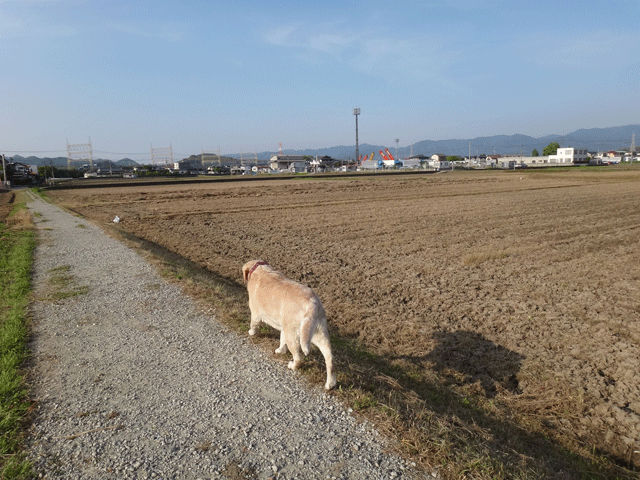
left=151, top=143, right=173, bottom=166
left=201, top=148, right=221, bottom=167
left=631, top=133, right=636, bottom=154
left=67, top=138, right=93, bottom=170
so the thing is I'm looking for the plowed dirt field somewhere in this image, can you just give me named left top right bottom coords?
left=48, top=168, right=640, bottom=473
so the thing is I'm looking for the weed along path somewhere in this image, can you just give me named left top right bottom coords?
left=24, top=193, right=423, bottom=479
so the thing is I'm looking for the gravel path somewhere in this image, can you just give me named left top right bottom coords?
left=24, top=193, right=427, bottom=480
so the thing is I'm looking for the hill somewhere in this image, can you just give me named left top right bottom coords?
left=238, top=124, right=640, bottom=160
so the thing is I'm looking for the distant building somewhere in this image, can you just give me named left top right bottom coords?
left=309, top=155, right=339, bottom=172
left=492, top=147, right=589, bottom=168
left=174, top=159, right=205, bottom=172
left=548, top=147, right=588, bottom=164
left=426, top=154, right=450, bottom=171
left=96, top=167, right=124, bottom=176
left=400, top=156, right=425, bottom=169
left=465, top=154, right=494, bottom=168
left=359, top=160, right=381, bottom=170
left=269, top=154, right=308, bottom=173
left=251, top=165, right=272, bottom=174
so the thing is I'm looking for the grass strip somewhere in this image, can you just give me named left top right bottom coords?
left=0, top=194, right=35, bottom=479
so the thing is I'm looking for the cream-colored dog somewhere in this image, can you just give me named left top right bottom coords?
left=242, top=260, right=337, bottom=390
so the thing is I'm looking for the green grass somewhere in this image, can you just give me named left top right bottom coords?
left=0, top=198, right=35, bottom=479
left=44, top=265, right=89, bottom=302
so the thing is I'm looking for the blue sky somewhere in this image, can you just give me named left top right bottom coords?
left=1, top=0, right=639, bottom=160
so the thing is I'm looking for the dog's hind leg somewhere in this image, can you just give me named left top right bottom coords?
left=275, top=331, right=288, bottom=354
left=314, top=332, right=337, bottom=390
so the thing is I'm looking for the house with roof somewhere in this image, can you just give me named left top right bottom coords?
left=270, top=154, right=308, bottom=173
left=309, top=155, right=339, bottom=172
left=426, top=154, right=450, bottom=171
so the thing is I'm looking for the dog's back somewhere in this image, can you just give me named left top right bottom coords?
left=247, top=266, right=317, bottom=328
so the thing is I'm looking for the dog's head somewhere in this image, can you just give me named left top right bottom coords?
left=242, top=260, right=268, bottom=284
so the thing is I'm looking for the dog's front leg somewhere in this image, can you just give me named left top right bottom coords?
left=275, top=331, right=288, bottom=354
left=248, top=311, right=261, bottom=336
left=287, top=341, right=303, bottom=371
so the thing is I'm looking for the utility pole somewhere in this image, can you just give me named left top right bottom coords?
left=1, top=154, right=6, bottom=187
left=353, top=108, right=360, bottom=164
left=2, top=153, right=8, bottom=187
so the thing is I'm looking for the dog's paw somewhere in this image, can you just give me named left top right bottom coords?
left=275, top=346, right=285, bottom=354
left=248, top=328, right=256, bottom=336
left=287, top=361, right=296, bottom=370
left=325, top=375, right=337, bottom=391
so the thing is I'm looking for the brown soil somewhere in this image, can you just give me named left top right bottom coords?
left=47, top=168, right=640, bottom=474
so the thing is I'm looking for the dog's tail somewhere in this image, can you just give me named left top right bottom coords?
left=300, top=298, right=324, bottom=356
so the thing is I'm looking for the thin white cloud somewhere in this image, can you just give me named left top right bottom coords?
left=0, top=8, right=38, bottom=38
left=262, top=21, right=459, bottom=80
left=263, top=23, right=306, bottom=48
left=523, top=30, right=640, bottom=69
left=0, top=1, right=182, bottom=42
left=105, top=21, right=183, bottom=42
left=0, top=0, right=61, bottom=3
left=436, top=0, right=508, bottom=9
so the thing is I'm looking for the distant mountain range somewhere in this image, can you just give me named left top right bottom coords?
left=8, top=156, right=140, bottom=168
left=7, top=124, right=639, bottom=166
left=269, top=124, right=639, bottom=160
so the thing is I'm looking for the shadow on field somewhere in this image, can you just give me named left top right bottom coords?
left=331, top=331, right=633, bottom=479
left=425, top=330, right=524, bottom=398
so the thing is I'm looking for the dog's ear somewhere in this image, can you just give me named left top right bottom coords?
left=242, top=263, right=250, bottom=284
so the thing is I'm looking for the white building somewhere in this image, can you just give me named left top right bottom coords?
left=548, top=147, right=588, bottom=164
left=251, top=165, right=273, bottom=174
left=400, top=158, right=423, bottom=169
left=496, top=148, right=588, bottom=168
left=403, top=154, right=429, bottom=169
left=309, top=155, right=339, bottom=172
left=359, top=160, right=381, bottom=170
left=174, top=159, right=205, bottom=172
left=269, top=154, right=308, bottom=173
left=426, top=154, right=450, bottom=171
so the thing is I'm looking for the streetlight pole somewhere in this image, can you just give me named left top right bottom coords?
left=1, top=154, right=6, bottom=187
left=353, top=108, right=360, bottom=164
